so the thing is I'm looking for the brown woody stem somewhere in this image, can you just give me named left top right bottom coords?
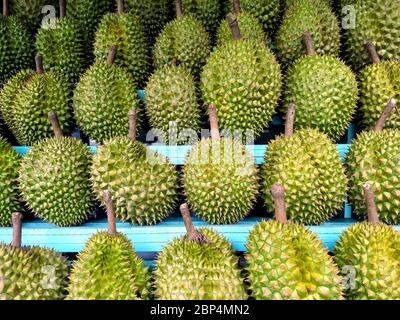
left=373, top=98, right=397, bottom=132
left=284, top=103, right=296, bottom=137
left=48, top=112, right=64, bottom=138
left=3, top=0, right=9, bottom=16
left=233, top=0, right=241, bottom=14
left=180, top=203, right=208, bottom=245
left=208, top=105, right=220, bottom=141
left=271, top=184, right=288, bottom=224
left=363, top=184, right=380, bottom=225
left=302, top=32, right=316, bottom=56
left=117, top=0, right=124, bottom=14
left=175, top=0, right=183, bottom=17
left=103, top=190, right=117, bottom=235
left=364, top=41, right=381, bottom=64
left=171, top=57, right=177, bottom=67
left=59, top=0, right=66, bottom=18
left=128, top=109, right=137, bottom=141
left=35, top=55, right=45, bottom=75
left=107, top=45, right=117, bottom=65
left=227, top=13, right=241, bottom=41
left=12, top=212, right=23, bottom=248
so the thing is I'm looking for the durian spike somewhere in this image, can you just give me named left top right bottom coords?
left=3, top=0, right=9, bottom=16
left=233, top=0, right=241, bottom=15
left=117, top=0, right=124, bottom=15
left=227, top=13, right=241, bottom=41
left=362, top=184, right=380, bottom=225
left=284, top=103, right=296, bottom=137
left=11, top=212, right=23, bottom=248
left=271, top=184, right=288, bottom=224
left=107, top=45, right=117, bottom=65
left=48, top=111, right=64, bottom=138
left=208, top=105, right=220, bottom=141
left=103, top=190, right=117, bottom=235
left=364, top=41, right=381, bottom=64
left=373, top=98, right=397, bottom=132
left=302, top=32, right=316, bottom=56
left=175, top=0, right=183, bottom=18
left=128, top=108, right=137, bottom=141
left=180, top=203, right=208, bottom=245
left=59, top=0, right=66, bottom=18
left=35, top=54, right=45, bottom=75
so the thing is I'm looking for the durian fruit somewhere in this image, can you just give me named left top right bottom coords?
left=0, top=137, right=22, bottom=227
left=246, top=184, right=344, bottom=300
left=94, top=0, right=150, bottom=88
left=201, top=15, right=281, bottom=139
left=217, top=0, right=266, bottom=47
left=334, top=184, right=400, bottom=300
left=359, top=42, right=400, bottom=130
left=67, top=191, right=151, bottom=300
left=154, top=203, right=247, bottom=300
left=124, top=0, right=172, bottom=45
left=0, top=55, right=72, bottom=145
left=183, top=105, right=259, bottom=224
left=73, top=45, right=141, bottom=143
left=342, top=0, right=400, bottom=71
left=19, top=112, right=94, bottom=226
left=0, top=212, right=69, bottom=300
left=145, top=62, right=201, bottom=145
left=276, top=0, right=340, bottom=69
left=91, top=109, right=178, bottom=225
left=283, top=32, right=358, bottom=141
left=153, top=0, right=211, bottom=79
left=262, top=104, right=347, bottom=225
left=35, top=0, right=87, bottom=85
left=0, top=0, right=34, bottom=86
left=346, top=99, right=400, bottom=225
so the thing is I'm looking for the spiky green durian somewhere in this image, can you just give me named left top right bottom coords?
left=0, top=137, right=22, bottom=227
left=342, top=0, right=400, bottom=71
left=216, top=11, right=266, bottom=47
left=263, top=128, right=347, bottom=225
left=155, top=205, right=247, bottom=300
left=73, top=55, right=141, bottom=143
left=359, top=61, right=400, bottom=129
left=201, top=38, right=281, bottom=139
left=145, top=65, right=201, bottom=145
left=346, top=129, right=400, bottom=225
left=247, top=221, right=343, bottom=300
left=153, top=15, right=211, bottom=79
left=283, top=54, right=358, bottom=141
left=0, top=63, right=72, bottom=145
left=19, top=133, right=94, bottom=227
left=91, top=136, right=178, bottom=225
left=0, top=12, right=33, bottom=86
left=94, top=8, right=150, bottom=88
left=183, top=127, right=259, bottom=224
left=276, top=0, right=340, bottom=69
left=67, top=231, right=150, bottom=300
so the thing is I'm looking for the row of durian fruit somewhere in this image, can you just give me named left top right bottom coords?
left=0, top=0, right=399, bottom=146
left=1, top=182, right=399, bottom=300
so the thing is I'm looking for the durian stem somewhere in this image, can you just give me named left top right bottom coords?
left=12, top=212, right=23, bottom=248
left=117, top=0, right=124, bottom=14
left=59, top=0, right=66, bottom=18
left=128, top=109, right=137, bottom=141
left=233, top=0, right=241, bottom=14
left=103, top=190, right=117, bottom=236
left=175, top=0, right=183, bottom=18
left=3, top=0, right=9, bottom=17
left=107, top=45, right=117, bottom=65
left=208, top=105, right=220, bottom=141
left=227, top=13, right=241, bottom=41
left=363, top=184, right=380, bottom=225
left=364, top=41, right=381, bottom=64
left=35, top=55, right=45, bottom=75
left=48, top=111, right=64, bottom=138
left=180, top=203, right=208, bottom=245
left=271, top=184, right=288, bottom=224
left=373, top=98, right=397, bottom=132
left=302, top=32, right=316, bottom=56
left=284, top=103, right=296, bottom=137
